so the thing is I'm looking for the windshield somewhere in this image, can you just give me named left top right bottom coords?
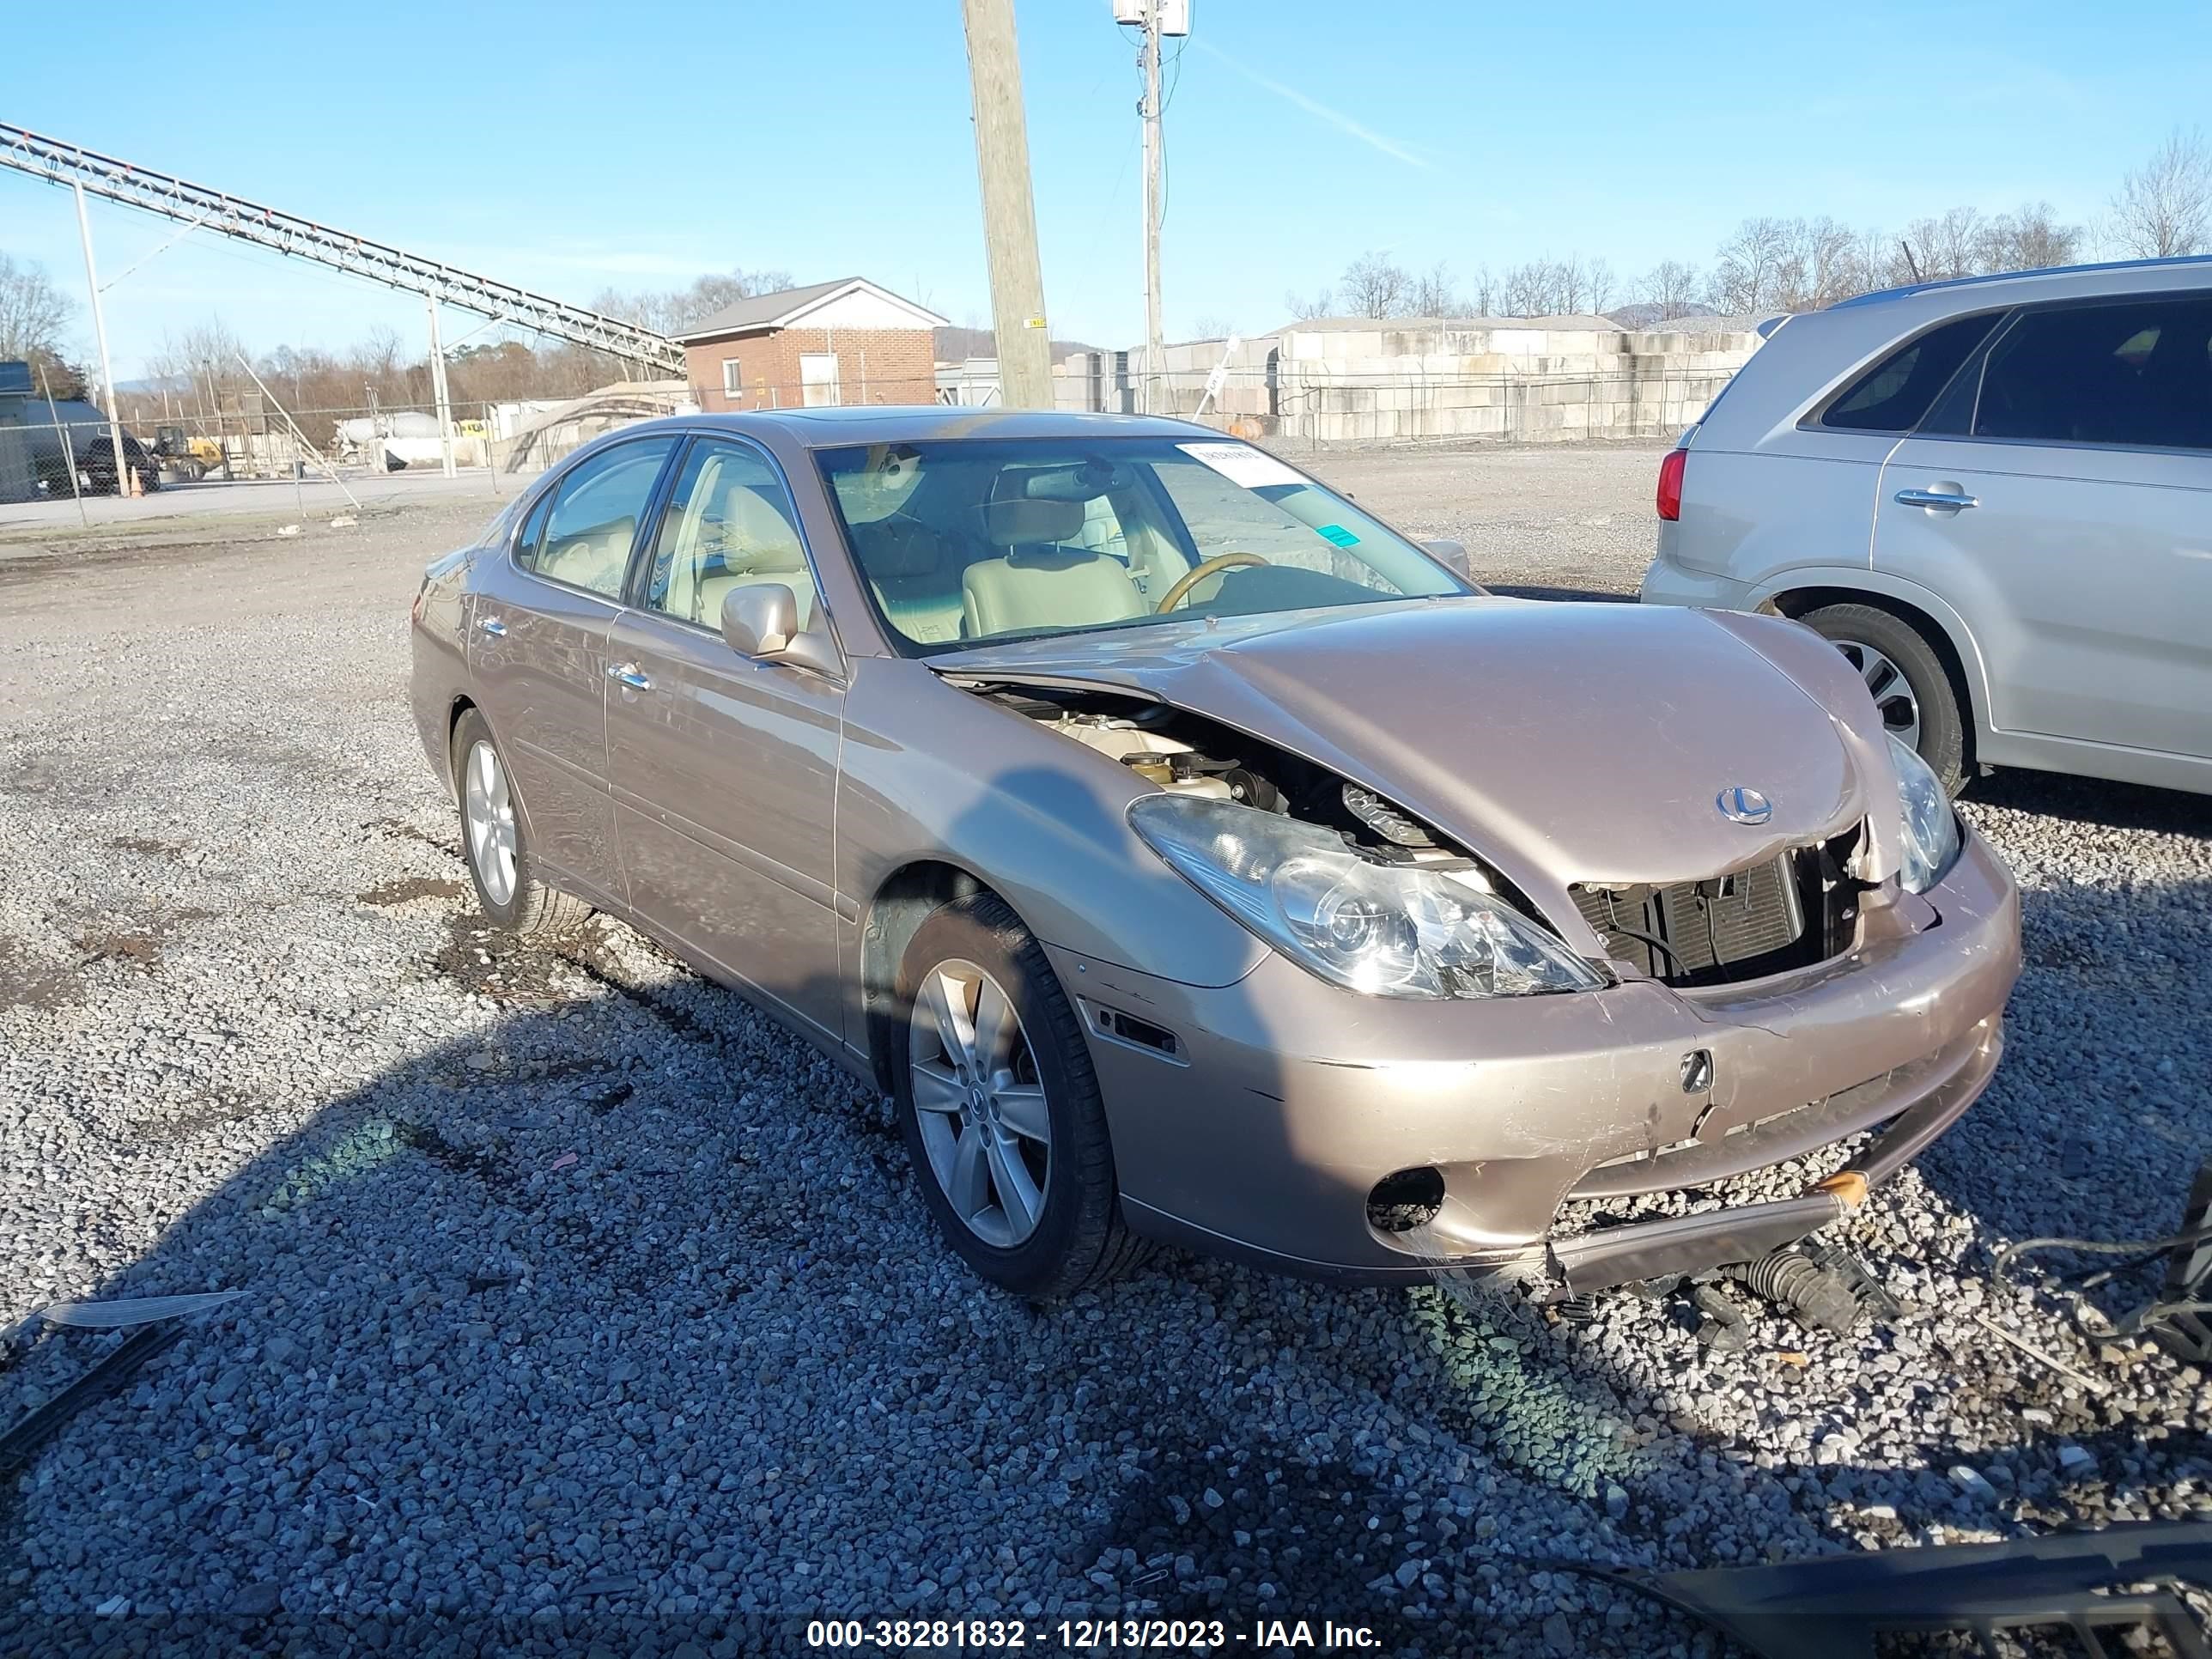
left=814, top=436, right=1468, bottom=654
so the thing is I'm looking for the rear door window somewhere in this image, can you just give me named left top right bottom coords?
left=1974, top=295, right=2212, bottom=450
left=1819, top=312, right=2003, bottom=432
left=517, top=437, right=678, bottom=597
left=641, top=439, right=820, bottom=632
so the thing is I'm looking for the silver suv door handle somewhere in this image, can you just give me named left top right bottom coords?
left=477, top=616, right=507, bottom=636
left=607, top=663, right=653, bottom=691
left=1894, top=488, right=1978, bottom=511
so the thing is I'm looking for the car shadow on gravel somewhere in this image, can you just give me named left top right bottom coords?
left=1966, top=767, right=2211, bottom=837
left=0, top=885, right=1674, bottom=1655
left=5, top=850, right=2211, bottom=1656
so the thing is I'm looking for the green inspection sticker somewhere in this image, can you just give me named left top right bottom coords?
left=1315, top=523, right=1360, bottom=547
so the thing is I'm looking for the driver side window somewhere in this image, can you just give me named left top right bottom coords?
left=643, top=440, right=820, bottom=633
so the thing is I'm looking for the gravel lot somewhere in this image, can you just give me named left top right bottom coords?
left=3, top=444, right=2209, bottom=1656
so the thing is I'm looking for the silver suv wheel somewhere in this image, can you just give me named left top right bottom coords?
left=907, top=957, right=1052, bottom=1247
left=1832, top=638, right=1922, bottom=752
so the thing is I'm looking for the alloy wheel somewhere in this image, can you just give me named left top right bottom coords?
left=908, top=957, right=1052, bottom=1247
left=1832, top=638, right=1922, bottom=753
left=462, top=739, right=518, bottom=907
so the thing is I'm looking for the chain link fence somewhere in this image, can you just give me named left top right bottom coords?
left=1053, top=362, right=1747, bottom=449
left=0, top=383, right=702, bottom=512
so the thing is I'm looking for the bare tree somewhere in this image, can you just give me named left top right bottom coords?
left=1853, top=226, right=1905, bottom=292
left=1770, top=217, right=1863, bottom=311
left=1712, top=217, right=1789, bottom=313
left=1407, top=262, right=1461, bottom=317
left=1637, top=259, right=1705, bottom=320
left=0, top=251, right=88, bottom=396
left=2110, top=126, right=2211, bottom=258
left=1498, top=261, right=1541, bottom=317
left=1338, top=252, right=1413, bottom=319
left=1189, top=313, right=1238, bottom=340
left=0, top=252, right=72, bottom=358
left=1975, top=202, right=2082, bottom=272
left=1553, top=256, right=1590, bottom=313
left=352, top=325, right=405, bottom=389
left=1466, top=264, right=1498, bottom=316
left=1499, top=258, right=1565, bottom=317
left=590, top=266, right=792, bottom=337
left=669, top=266, right=794, bottom=330
left=177, top=319, right=248, bottom=404
left=1488, top=252, right=1611, bottom=318
left=1281, top=287, right=1334, bottom=321
left=1893, top=207, right=1981, bottom=284
left=1583, top=256, right=1615, bottom=314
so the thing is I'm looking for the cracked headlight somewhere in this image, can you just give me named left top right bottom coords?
left=1889, top=734, right=1961, bottom=894
left=1129, top=794, right=1602, bottom=1000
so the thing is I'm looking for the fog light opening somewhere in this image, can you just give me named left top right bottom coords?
left=1368, top=1166, right=1446, bottom=1234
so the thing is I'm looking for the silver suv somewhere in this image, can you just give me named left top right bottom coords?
left=1640, top=256, right=2212, bottom=797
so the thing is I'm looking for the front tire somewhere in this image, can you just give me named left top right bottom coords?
left=451, top=709, right=587, bottom=937
left=1798, top=602, right=1968, bottom=796
left=893, top=892, right=1147, bottom=1298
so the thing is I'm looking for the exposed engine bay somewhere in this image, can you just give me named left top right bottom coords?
left=969, top=678, right=1871, bottom=989
left=971, top=681, right=1486, bottom=871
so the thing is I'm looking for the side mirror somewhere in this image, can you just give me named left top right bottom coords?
left=719, top=581, right=842, bottom=678
left=720, top=581, right=796, bottom=657
left=1423, top=538, right=1473, bottom=580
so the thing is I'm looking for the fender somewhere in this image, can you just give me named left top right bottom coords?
left=1748, top=564, right=1994, bottom=745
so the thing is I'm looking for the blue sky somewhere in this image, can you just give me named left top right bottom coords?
left=3, top=0, right=2209, bottom=378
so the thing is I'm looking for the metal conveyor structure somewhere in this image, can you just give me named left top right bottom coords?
left=0, top=121, right=685, bottom=374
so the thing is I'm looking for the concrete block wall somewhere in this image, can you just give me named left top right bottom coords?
left=1060, top=319, right=1763, bottom=444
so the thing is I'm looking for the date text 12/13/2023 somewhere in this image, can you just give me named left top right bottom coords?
left=805, top=1617, right=1383, bottom=1650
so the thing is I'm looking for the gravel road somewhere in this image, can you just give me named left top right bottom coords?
left=3, top=448, right=2209, bottom=1656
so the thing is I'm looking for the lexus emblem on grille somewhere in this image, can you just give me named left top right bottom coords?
left=1717, top=785, right=1773, bottom=825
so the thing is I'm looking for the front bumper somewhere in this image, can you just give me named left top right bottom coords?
left=1054, top=825, right=2021, bottom=1283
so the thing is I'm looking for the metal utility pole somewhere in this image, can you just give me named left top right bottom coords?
left=425, top=295, right=456, bottom=477
left=73, top=183, right=134, bottom=496
left=958, top=0, right=1055, bottom=410
left=1139, top=0, right=1164, bottom=415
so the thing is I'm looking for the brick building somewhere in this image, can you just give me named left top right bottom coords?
left=675, top=278, right=949, bottom=413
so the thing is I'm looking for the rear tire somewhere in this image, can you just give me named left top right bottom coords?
left=893, top=892, right=1149, bottom=1299
left=451, top=709, right=588, bottom=937
left=1797, top=602, right=1968, bottom=796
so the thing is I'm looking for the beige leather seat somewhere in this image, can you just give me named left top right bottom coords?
left=538, top=515, right=635, bottom=594
left=961, top=499, right=1149, bottom=639
left=670, top=480, right=817, bottom=633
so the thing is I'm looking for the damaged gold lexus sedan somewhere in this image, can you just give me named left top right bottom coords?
left=409, top=409, right=2021, bottom=1299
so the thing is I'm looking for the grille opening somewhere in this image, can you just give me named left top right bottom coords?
left=1573, top=836, right=1860, bottom=988
left=1368, top=1166, right=1446, bottom=1233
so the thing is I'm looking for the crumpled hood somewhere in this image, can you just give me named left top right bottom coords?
left=938, top=597, right=1905, bottom=911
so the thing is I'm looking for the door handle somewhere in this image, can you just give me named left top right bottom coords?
left=477, top=616, right=508, bottom=636
left=607, top=663, right=653, bottom=691
left=1894, top=487, right=1978, bottom=511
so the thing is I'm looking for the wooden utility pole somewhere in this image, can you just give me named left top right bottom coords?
left=1139, top=0, right=1164, bottom=415
left=959, top=0, right=1055, bottom=410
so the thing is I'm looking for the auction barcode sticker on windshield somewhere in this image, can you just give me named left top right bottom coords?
left=1176, top=441, right=1304, bottom=489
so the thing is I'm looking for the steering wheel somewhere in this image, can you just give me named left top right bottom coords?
left=1155, top=551, right=1269, bottom=614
